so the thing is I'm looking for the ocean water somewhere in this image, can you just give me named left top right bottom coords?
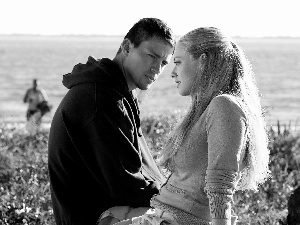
left=0, top=35, right=299, bottom=127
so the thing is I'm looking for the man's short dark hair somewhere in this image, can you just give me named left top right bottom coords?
left=117, top=18, right=176, bottom=54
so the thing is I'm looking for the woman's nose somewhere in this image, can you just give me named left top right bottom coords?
left=171, top=68, right=177, bottom=78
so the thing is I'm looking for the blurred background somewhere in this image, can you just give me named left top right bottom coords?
left=1, top=0, right=299, bottom=128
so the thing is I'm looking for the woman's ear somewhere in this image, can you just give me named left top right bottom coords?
left=200, top=53, right=207, bottom=62
left=121, top=38, right=131, bottom=56
left=196, top=53, right=207, bottom=74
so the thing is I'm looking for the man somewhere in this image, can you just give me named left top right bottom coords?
left=287, top=186, right=300, bottom=225
left=48, top=18, right=176, bottom=225
left=23, top=78, right=49, bottom=123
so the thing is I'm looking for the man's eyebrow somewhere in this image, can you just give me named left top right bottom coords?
left=150, top=51, right=171, bottom=65
left=148, top=47, right=168, bottom=59
left=151, top=51, right=163, bottom=59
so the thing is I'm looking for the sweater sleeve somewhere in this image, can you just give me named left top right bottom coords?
left=204, top=95, right=247, bottom=220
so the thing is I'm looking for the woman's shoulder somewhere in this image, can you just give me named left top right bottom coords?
left=210, top=94, right=242, bottom=108
left=208, top=94, right=246, bottom=118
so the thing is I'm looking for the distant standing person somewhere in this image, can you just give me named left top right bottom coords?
left=48, top=18, right=176, bottom=225
left=23, top=78, right=49, bottom=124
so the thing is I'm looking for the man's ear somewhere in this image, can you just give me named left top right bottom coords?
left=121, top=38, right=131, bottom=56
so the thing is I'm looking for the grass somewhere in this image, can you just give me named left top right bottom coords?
left=0, top=114, right=299, bottom=224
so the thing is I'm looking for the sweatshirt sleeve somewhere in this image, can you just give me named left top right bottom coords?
left=61, top=95, right=160, bottom=207
left=204, top=95, right=247, bottom=220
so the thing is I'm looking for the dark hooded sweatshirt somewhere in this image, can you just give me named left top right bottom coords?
left=48, top=57, right=165, bottom=225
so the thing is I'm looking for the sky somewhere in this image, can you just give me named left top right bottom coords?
left=1, top=0, right=299, bottom=37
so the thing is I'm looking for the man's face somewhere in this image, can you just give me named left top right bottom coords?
left=33, top=80, right=38, bottom=89
left=123, top=36, right=174, bottom=91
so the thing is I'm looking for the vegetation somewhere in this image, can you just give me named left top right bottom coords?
left=0, top=124, right=54, bottom=225
left=0, top=115, right=299, bottom=224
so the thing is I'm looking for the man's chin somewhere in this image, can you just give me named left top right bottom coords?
left=139, top=84, right=152, bottom=91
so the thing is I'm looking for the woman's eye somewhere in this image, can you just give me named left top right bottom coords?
left=174, top=61, right=180, bottom=65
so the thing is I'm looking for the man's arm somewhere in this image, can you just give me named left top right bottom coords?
left=40, top=89, right=49, bottom=101
left=88, top=114, right=160, bottom=205
left=61, top=108, right=160, bottom=207
left=23, top=90, right=29, bottom=103
left=138, top=135, right=166, bottom=187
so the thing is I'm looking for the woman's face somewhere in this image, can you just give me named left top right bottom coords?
left=171, top=42, right=199, bottom=96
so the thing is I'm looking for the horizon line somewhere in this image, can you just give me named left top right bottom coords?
left=1, top=33, right=300, bottom=39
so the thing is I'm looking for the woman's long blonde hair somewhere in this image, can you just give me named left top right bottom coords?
left=159, top=27, right=269, bottom=190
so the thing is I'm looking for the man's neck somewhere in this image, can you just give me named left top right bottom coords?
left=112, top=55, right=135, bottom=91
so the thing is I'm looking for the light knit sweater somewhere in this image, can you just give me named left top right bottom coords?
left=151, top=94, right=248, bottom=224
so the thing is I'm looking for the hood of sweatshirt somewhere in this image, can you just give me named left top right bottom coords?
left=62, top=56, right=165, bottom=186
left=63, top=56, right=128, bottom=94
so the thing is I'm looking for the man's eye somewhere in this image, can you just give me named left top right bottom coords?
left=148, top=54, right=156, bottom=59
left=162, top=61, right=168, bottom=67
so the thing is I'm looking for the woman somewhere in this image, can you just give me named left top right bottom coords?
left=102, top=27, right=270, bottom=225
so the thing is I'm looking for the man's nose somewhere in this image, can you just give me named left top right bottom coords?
left=151, top=62, right=162, bottom=74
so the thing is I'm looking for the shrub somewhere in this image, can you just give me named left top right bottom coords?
left=233, top=125, right=300, bottom=224
left=141, top=112, right=180, bottom=160
left=0, top=117, right=299, bottom=224
left=0, top=123, right=54, bottom=225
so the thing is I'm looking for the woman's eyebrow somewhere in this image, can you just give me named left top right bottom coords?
left=173, top=56, right=181, bottom=61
